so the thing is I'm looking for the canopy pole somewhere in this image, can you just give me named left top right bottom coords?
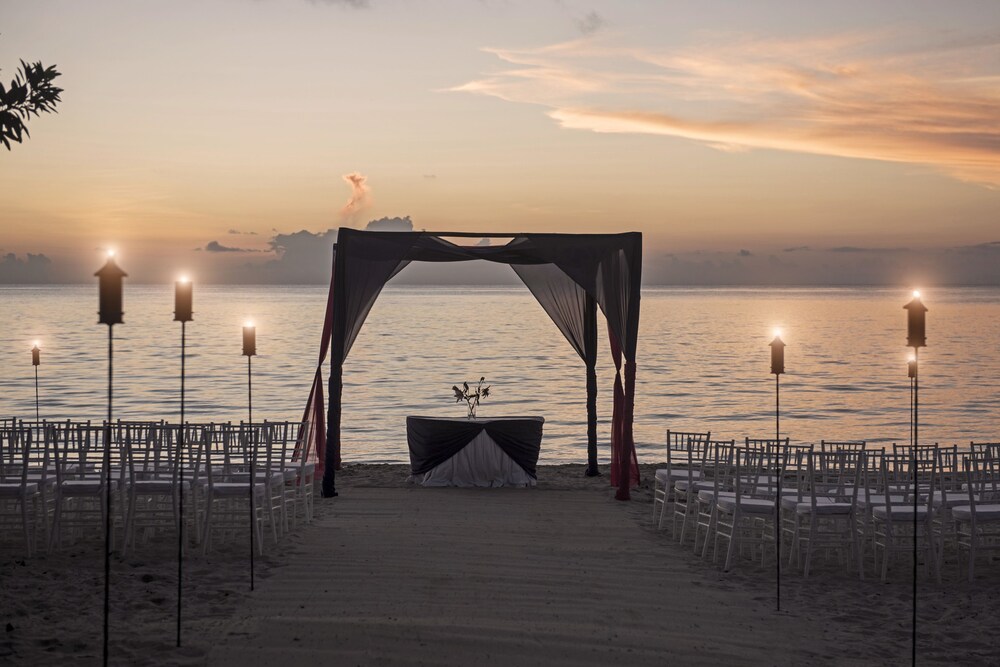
left=322, top=240, right=347, bottom=498
left=584, top=294, right=599, bottom=476
left=616, top=360, right=637, bottom=500
left=322, top=360, right=341, bottom=497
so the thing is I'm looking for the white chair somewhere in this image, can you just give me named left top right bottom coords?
left=787, top=450, right=861, bottom=577
left=0, top=427, right=41, bottom=555
left=714, top=447, right=778, bottom=571
left=954, top=453, right=1000, bottom=582
left=693, top=439, right=736, bottom=558
left=653, top=430, right=710, bottom=528
left=283, top=420, right=315, bottom=525
left=199, top=427, right=269, bottom=555
left=49, top=424, right=123, bottom=550
left=670, top=437, right=712, bottom=542
left=871, top=452, right=938, bottom=583
left=122, top=424, right=192, bottom=552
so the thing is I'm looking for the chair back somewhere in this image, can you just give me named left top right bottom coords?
left=0, top=427, right=31, bottom=486
left=809, top=450, right=862, bottom=507
left=665, top=430, right=711, bottom=475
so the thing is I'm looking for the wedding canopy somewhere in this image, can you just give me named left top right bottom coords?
left=302, top=228, right=642, bottom=500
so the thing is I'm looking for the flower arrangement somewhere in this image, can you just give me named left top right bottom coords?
left=452, top=377, right=491, bottom=419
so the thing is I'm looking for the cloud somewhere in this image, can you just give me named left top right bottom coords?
left=576, top=11, right=605, bottom=36
left=0, top=252, right=54, bottom=283
left=227, top=229, right=258, bottom=236
left=644, top=243, right=1000, bottom=286
left=340, top=172, right=372, bottom=221
left=738, top=249, right=752, bottom=257
left=307, top=0, right=369, bottom=7
left=454, top=30, right=1000, bottom=186
left=204, top=240, right=257, bottom=253
left=783, top=245, right=810, bottom=253
left=365, top=216, right=413, bottom=232
left=828, top=246, right=908, bottom=253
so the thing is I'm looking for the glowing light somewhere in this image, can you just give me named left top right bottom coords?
left=773, top=328, right=782, bottom=339
left=33, top=340, right=40, bottom=349
left=913, top=290, right=921, bottom=298
left=178, top=275, right=190, bottom=283
left=244, top=320, right=255, bottom=329
left=106, top=248, right=116, bottom=258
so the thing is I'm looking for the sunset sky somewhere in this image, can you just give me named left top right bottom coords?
left=2, top=0, right=999, bottom=284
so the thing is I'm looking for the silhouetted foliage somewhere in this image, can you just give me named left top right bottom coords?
left=1, top=58, right=62, bottom=149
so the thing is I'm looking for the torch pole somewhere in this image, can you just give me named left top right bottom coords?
left=34, top=365, right=40, bottom=423
left=909, top=376, right=914, bottom=448
left=103, top=325, right=113, bottom=667
left=912, top=347, right=919, bottom=667
left=775, top=373, right=781, bottom=613
left=248, top=355, right=255, bottom=592
left=177, top=321, right=185, bottom=647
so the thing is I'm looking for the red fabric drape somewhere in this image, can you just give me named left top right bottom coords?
left=297, top=252, right=339, bottom=476
left=608, top=324, right=639, bottom=500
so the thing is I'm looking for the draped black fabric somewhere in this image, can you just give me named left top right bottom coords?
left=322, top=228, right=641, bottom=498
left=406, top=417, right=543, bottom=478
left=510, top=263, right=589, bottom=359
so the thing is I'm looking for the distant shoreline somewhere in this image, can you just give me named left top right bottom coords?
left=5, top=283, right=1000, bottom=289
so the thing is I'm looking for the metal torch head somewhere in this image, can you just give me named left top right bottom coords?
left=769, top=334, right=785, bottom=375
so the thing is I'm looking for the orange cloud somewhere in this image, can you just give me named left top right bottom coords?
left=340, top=172, right=371, bottom=220
left=454, top=31, right=1000, bottom=186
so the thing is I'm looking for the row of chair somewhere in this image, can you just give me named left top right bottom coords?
left=653, top=432, right=1000, bottom=582
left=0, top=419, right=316, bottom=557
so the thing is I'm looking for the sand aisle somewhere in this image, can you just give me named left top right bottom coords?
left=206, top=486, right=845, bottom=666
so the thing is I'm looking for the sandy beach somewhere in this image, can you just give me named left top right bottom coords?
left=3, top=463, right=998, bottom=666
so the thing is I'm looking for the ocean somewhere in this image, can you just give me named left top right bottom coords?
left=1, top=285, right=998, bottom=463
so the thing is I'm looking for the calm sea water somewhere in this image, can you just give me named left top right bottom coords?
left=1, top=285, right=998, bottom=463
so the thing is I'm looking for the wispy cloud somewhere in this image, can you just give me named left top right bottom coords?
left=307, top=0, right=369, bottom=8
left=453, top=30, right=1000, bottom=185
left=576, top=11, right=605, bottom=36
left=340, top=172, right=372, bottom=221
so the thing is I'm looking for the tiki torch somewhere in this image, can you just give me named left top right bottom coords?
left=174, top=275, right=192, bottom=647
left=769, top=328, right=785, bottom=613
left=31, top=342, right=40, bottom=423
left=903, top=289, right=926, bottom=667
left=95, top=249, right=126, bottom=667
left=907, top=354, right=917, bottom=448
left=242, top=321, right=257, bottom=591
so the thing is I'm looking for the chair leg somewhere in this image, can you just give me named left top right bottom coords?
left=201, top=497, right=213, bottom=555
left=879, top=526, right=891, bottom=583
left=703, top=507, right=718, bottom=560
left=21, top=497, right=33, bottom=557
left=967, top=532, right=976, bottom=583
left=803, top=516, right=816, bottom=579
left=722, top=515, right=738, bottom=572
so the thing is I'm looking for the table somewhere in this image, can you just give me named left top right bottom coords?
left=406, top=416, right=544, bottom=488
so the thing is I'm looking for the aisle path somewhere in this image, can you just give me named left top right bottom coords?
left=207, top=487, right=842, bottom=666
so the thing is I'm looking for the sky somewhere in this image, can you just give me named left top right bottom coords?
left=1, top=0, right=999, bottom=285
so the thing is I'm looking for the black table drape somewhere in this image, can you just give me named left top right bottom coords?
left=406, top=416, right=543, bottom=478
